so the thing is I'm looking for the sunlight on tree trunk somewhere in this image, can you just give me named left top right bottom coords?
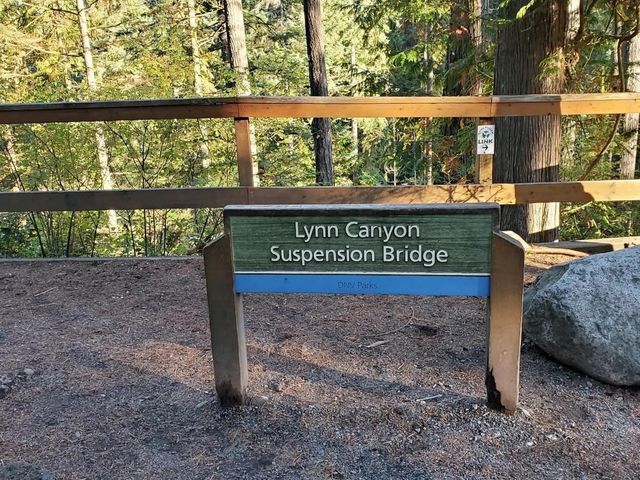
left=224, top=0, right=259, bottom=185
left=76, top=0, right=118, bottom=232
left=188, top=0, right=204, bottom=96
left=621, top=34, right=639, bottom=179
left=493, top=0, right=567, bottom=243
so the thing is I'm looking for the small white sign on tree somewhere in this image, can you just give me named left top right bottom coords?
left=477, top=125, right=496, bottom=155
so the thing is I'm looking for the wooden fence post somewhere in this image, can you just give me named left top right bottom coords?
left=203, top=234, right=248, bottom=406
left=486, top=230, right=526, bottom=413
left=234, top=117, right=256, bottom=187
left=476, top=118, right=494, bottom=184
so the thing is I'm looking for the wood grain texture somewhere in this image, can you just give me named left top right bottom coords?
left=2, top=93, right=640, bottom=124
left=1, top=180, right=639, bottom=212
left=486, top=231, right=525, bottom=413
left=535, top=236, right=640, bottom=253
left=203, top=234, right=248, bottom=406
left=234, top=118, right=254, bottom=186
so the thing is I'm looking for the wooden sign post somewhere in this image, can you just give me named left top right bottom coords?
left=204, top=204, right=525, bottom=413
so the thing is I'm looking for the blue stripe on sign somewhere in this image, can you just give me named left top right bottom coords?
left=234, top=274, right=490, bottom=297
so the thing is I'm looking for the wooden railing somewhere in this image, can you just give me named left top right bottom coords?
left=1, top=181, right=639, bottom=212
left=1, top=93, right=639, bottom=213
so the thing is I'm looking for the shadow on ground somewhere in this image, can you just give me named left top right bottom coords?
left=1, top=258, right=639, bottom=479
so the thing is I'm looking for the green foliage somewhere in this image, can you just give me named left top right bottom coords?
left=561, top=202, right=640, bottom=240
left=0, top=0, right=638, bottom=257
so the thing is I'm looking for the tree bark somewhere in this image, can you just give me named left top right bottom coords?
left=76, top=0, right=118, bottom=231
left=493, top=0, right=568, bottom=242
left=223, top=0, right=259, bottom=185
left=303, top=0, right=333, bottom=185
left=224, top=0, right=251, bottom=95
left=621, top=34, right=640, bottom=179
left=481, top=0, right=493, bottom=45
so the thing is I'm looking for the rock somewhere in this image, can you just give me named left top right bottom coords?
left=0, top=463, right=52, bottom=480
left=249, top=395, right=269, bottom=407
left=519, top=407, right=532, bottom=418
left=524, top=247, right=640, bottom=386
left=24, top=368, right=35, bottom=377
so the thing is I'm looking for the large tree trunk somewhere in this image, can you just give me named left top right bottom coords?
left=76, top=0, right=118, bottom=231
left=493, top=0, right=568, bottom=242
left=224, top=0, right=251, bottom=95
left=303, top=0, right=333, bottom=185
left=621, top=34, right=640, bottom=179
left=224, top=0, right=259, bottom=185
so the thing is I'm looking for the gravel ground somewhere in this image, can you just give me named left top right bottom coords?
left=0, top=255, right=639, bottom=479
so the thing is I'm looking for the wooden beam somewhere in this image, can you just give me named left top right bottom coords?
left=2, top=93, right=640, bottom=124
left=535, top=236, right=640, bottom=254
left=203, top=234, right=248, bottom=406
left=0, top=98, right=240, bottom=124
left=486, top=231, right=526, bottom=413
left=510, top=179, right=640, bottom=203
left=235, top=96, right=493, bottom=118
left=475, top=118, right=494, bottom=184
left=234, top=117, right=255, bottom=187
left=0, top=188, right=249, bottom=212
left=0, top=181, right=639, bottom=213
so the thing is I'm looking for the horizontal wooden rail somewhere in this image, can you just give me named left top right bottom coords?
left=1, top=93, right=640, bottom=124
left=1, top=181, right=638, bottom=212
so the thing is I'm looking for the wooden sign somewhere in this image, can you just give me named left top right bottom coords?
left=227, top=205, right=497, bottom=296
left=204, top=204, right=525, bottom=413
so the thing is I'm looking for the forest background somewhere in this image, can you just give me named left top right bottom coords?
left=0, top=0, right=638, bottom=257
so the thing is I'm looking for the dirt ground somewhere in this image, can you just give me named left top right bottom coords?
left=0, top=254, right=639, bottom=480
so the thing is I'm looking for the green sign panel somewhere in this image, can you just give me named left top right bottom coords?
left=226, top=204, right=498, bottom=275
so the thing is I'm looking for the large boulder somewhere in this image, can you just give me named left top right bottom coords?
left=524, top=246, right=640, bottom=386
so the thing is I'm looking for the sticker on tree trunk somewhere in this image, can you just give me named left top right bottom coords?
left=477, top=125, right=495, bottom=155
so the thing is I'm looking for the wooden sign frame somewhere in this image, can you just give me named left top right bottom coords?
left=203, top=204, right=525, bottom=413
